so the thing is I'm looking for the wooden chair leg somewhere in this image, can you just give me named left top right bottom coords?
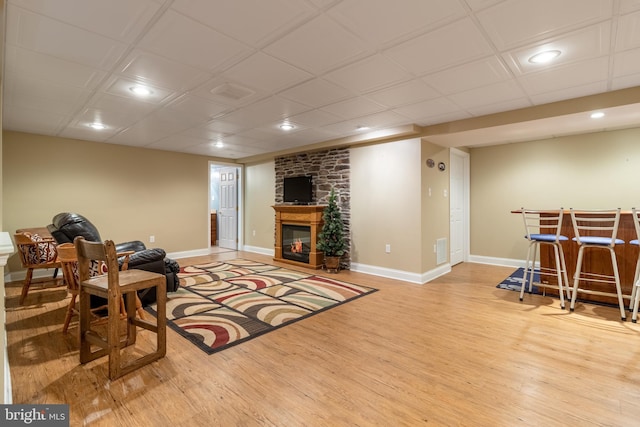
left=136, top=294, right=145, bottom=320
left=62, top=294, right=77, bottom=334
left=19, top=268, right=34, bottom=305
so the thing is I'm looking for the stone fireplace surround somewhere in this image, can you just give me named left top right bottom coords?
left=274, top=148, right=350, bottom=268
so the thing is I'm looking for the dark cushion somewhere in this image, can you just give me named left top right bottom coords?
left=48, top=212, right=101, bottom=244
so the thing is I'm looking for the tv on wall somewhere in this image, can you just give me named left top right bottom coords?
left=283, top=176, right=313, bottom=204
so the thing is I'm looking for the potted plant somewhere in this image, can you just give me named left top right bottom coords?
left=317, top=188, right=347, bottom=273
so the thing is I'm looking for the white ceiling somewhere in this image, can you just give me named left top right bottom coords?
left=4, top=0, right=640, bottom=160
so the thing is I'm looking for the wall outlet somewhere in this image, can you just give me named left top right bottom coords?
left=385, top=244, right=391, bottom=253
left=149, top=235, right=155, bottom=243
left=252, top=230, right=256, bottom=236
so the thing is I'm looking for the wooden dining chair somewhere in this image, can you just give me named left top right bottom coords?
left=75, top=236, right=166, bottom=380
left=14, top=231, right=62, bottom=304
left=58, top=243, right=144, bottom=334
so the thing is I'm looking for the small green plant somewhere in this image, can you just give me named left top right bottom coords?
left=317, top=188, right=347, bottom=257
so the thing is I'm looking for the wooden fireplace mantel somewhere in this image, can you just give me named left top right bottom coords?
left=273, top=205, right=325, bottom=269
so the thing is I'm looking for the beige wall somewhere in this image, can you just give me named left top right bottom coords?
left=243, top=160, right=275, bottom=250
left=421, top=140, right=451, bottom=271
left=3, top=131, right=215, bottom=273
left=351, top=138, right=423, bottom=273
left=470, top=126, right=640, bottom=262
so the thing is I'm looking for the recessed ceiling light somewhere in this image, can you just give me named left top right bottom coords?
left=356, top=125, right=370, bottom=131
left=280, top=123, right=294, bottom=131
left=590, top=111, right=605, bottom=119
left=214, top=141, right=224, bottom=148
left=88, top=122, right=106, bottom=130
left=129, top=85, right=153, bottom=96
left=528, top=49, right=561, bottom=64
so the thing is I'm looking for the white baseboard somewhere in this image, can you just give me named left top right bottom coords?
left=241, top=245, right=274, bottom=256
left=350, top=262, right=452, bottom=285
left=467, top=254, right=531, bottom=269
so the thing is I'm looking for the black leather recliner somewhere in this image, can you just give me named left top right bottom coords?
left=47, top=212, right=180, bottom=305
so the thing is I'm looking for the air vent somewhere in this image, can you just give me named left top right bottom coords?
left=210, top=83, right=255, bottom=101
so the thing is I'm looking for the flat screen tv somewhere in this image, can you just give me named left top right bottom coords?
left=283, top=175, right=313, bottom=204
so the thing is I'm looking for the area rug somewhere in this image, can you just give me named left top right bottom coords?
left=496, top=267, right=540, bottom=293
left=147, top=258, right=377, bottom=355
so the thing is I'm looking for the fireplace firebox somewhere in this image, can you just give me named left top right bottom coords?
left=282, top=224, right=311, bottom=263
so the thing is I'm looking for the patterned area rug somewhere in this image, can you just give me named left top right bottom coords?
left=147, top=258, right=377, bottom=355
left=496, top=267, right=540, bottom=293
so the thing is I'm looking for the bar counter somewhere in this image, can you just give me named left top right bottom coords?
left=513, top=209, right=638, bottom=305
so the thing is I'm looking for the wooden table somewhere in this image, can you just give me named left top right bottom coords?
left=513, top=210, right=638, bottom=305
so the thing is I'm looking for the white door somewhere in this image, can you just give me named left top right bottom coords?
left=450, top=149, right=469, bottom=265
left=218, top=167, right=238, bottom=250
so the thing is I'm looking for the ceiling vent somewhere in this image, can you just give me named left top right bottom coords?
left=210, top=83, right=255, bottom=101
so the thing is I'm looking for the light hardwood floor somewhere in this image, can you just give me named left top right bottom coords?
left=6, top=251, right=640, bottom=426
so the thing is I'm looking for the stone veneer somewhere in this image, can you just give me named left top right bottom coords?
left=275, top=148, right=350, bottom=268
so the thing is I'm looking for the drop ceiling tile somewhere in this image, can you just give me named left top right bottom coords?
left=449, top=80, right=527, bottom=110
left=393, top=97, right=462, bottom=122
left=529, top=81, right=608, bottom=105
left=324, top=54, right=412, bottom=94
left=3, top=105, right=70, bottom=134
left=59, top=125, right=121, bottom=143
left=329, top=0, right=466, bottom=47
left=171, top=0, right=316, bottom=47
left=620, top=0, right=640, bottom=13
left=464, top=0, right=504, bottom=11
left=137, top=10, right=251, bottom=72
left=165, top=94, right=231, bottom=123
left=11, top=0, right=162, bottom=42
left=353, top=110, right=416, bottom=129
left=264, top=14, right=371, bottom=74
left=146, top=134, right=208, bottom=151
left=288, top=109, right=342, bottom=127
left=365, top=79, right=440, bottom=108
left=504, top=23, right=611, bottom=76
left=518, top=57, right=609, bottom=96
left=119, top=50, right=212, bottom=91
left=5, top=46, right=107, bottom=89
left=203, top=120, right=250, bottom=135
left=422, top=56, right=512, bottom=95
left=219, top=96, right=310, bottom=127
left=320, top=97, right=386, bottom=120
left=220, top=52, right=313, bottom=94
left=70, top=106, right=143, bottom=132
left=279, top=78, right=353, bottom=108
left=466, top=97, right=532, bottom=117
left=88, top=93, right=158, bottom=120
left=6, top=5, right=128, bottom=69
left=106, top=118, right=175, bottom=146
left=476, top=0, right=612, bottom=50
left=613, top=47, right=640, bottom=78
left=615, top=10, right=640, bottom=51
left=611, top=72, right=640, bottom=90
left=4, top=73, right=92, bottom=115
left=384, top=18, right=494, bottom=75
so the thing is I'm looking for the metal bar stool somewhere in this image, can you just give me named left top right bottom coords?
left=629, top=208, right=640, bottom=323
left=520, top=208, right=570, bottom=308
left=569, top=208, right=629, bottom=321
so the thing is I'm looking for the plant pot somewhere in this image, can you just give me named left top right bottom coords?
left=324, top=256, right=341, bottom=273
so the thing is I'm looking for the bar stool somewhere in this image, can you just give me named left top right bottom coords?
left=569, top=208, right=628, bottom=320
left=520, top=208, right=570, bottom=308
left=629, top=207, right=640, bottom=323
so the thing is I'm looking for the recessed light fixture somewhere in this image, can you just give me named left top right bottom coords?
left=590, top=111, right=605, bottom=119
left=214, top=141, right=224, bottom=148
left=280, top=123, right=294, bottom=131
left=129, top=85, right=153, bottom=96
left=528, top=49, right=561, bottom=64
left=88, top=122, right=106, bottom=130
left=356, top=125, right=370, bottom=131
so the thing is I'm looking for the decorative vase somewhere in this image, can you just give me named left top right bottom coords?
left=324, top=256, right=341, bottom=273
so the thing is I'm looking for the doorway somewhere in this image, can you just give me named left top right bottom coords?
left=209, top=162, right=243, bottom=251
left=449, top=148, right=469, bottom=265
